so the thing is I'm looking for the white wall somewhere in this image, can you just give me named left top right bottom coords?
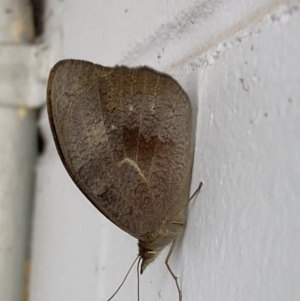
left=31, top=1, right=300, bottom=301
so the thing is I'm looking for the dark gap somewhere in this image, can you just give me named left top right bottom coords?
left=30, top=0, right=45, bottom=38
left=35, top=106, right=46, bottom=155
left=37, top=127, right=45, bottom=155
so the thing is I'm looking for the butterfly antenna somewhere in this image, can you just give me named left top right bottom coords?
left=137, top=256, right=143, bottom=301
left=107, top=255, right=140, bottom=301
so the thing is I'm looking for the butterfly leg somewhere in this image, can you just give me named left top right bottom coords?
left=188, top=181, right=203, bottom=203
left=165, top=239, right=182, bottom=301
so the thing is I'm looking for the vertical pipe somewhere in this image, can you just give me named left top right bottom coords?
left=0, top=107, right=37, bottom=301
left=0, top=0, right=37, bottom=301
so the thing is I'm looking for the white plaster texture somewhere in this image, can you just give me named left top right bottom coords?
left=185, top=9, right=300, bottom=301
left=30, top=0, right=300, bottom=301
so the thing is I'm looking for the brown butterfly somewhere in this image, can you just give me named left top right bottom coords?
left=47, top=59, right=200, bottom=301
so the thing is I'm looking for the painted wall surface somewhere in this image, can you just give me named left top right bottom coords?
left=31, top=1, right=300, bottom=301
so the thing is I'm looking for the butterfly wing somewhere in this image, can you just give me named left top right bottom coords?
left=47, top=59, right=192, bottom=239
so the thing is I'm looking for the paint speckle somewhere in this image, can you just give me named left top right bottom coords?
left=18, top=106, right=29, bottom=118
left=239, top=78, right=249, bottom=92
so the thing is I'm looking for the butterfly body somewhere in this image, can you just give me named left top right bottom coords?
left=47, top=59, right=193, bottom=299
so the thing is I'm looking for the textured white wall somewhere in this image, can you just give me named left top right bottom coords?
left=31, top=1, right=300, bottom=301
left=189, top=10, right=300, bottom=301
